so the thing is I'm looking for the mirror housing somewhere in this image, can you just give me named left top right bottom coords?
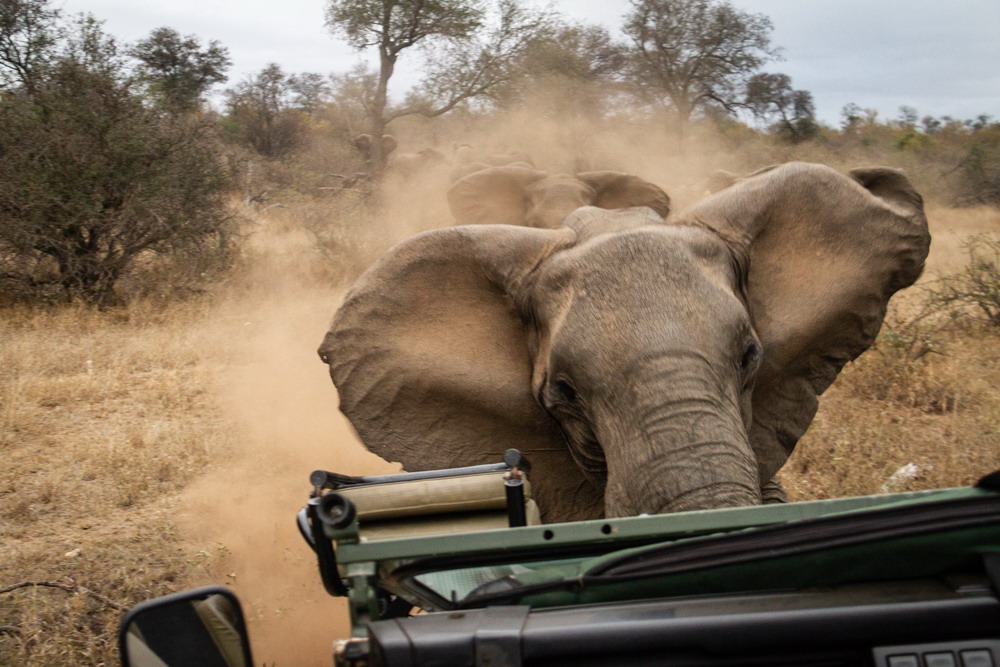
left=119, top=586, right=253, bottom=667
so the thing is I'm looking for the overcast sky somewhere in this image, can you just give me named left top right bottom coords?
left=58, top=0, right=1000, bottom=126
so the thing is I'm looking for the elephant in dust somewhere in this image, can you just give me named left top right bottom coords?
left=451, top=144, right=533, bottom=167
left=352, top=133, right=398, bottom=167
left=386, top=147, right=448, bottom=180
left=448, top=165, right=671, bottom=229
left=318, top=162, right=930, bottom=523
left=484, top=150, right=535, bottom=167
left=448, top=148, right=536, bottom=182
left=448, top=160, right=534, bottom=183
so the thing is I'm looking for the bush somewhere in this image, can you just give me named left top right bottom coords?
left=845, top=304, right=962, bottom=414
left=0, top=11, right=237, bottom=306
left=927, top=235, right=1000, bottom=328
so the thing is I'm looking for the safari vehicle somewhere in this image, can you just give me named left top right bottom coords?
left=120, top=450, right=1000, bottom=667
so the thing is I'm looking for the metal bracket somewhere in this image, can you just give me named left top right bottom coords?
left=345, top=561, right=380, bottom=636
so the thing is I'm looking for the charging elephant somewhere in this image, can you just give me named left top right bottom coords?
left=319, top=162, right=930, bottom=523
left=448, top=160, right=535, bottom=183
left=386, top=147, right=447, bottom=179
left=352, top=133, right=398, bottom=167
left=448, top=165, right=671, bottom=229
left=484, top=150, right=535, bottom=167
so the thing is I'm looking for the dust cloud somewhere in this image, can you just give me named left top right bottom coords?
left=166, top=102, right=980, bottom=665
left=175, top=226, right=400, bottom=665
left=166, top=111, right=763, bottom=665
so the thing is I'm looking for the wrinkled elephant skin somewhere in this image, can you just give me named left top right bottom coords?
left=319, top=162, right=930, bottom=522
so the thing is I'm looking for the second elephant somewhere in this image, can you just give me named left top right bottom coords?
left=447, top=165, right=671, bottom=229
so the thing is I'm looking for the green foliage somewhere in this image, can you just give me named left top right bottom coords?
left=130, top=27, right=231, bottom=113
left=0, top=0, right=60, bottom=91
left=0, top=3, right=235, bottom=306
left=745, top=72, right=818, bottom=143
left=623, top=0, right=778, bottom=125
left=325, top=0, right=484, bottom=51
left=223, top=63, right=307, bottom=159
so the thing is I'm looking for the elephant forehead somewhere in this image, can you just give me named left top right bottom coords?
left=527, top=176, right=594, bottom=201
left=533, top=226, right=746, bottom=342
left=570, top=225, right=734, bottom=283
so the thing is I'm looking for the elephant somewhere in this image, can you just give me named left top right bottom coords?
left=452, top=142, right=477, bottom=165
left=385, top=147, right=448, bottom=180
left=352, top=133, right=398, bottom=167
left=450, top=144, right=534, bottom=167
left=318, top=162, right=930, bottom=524
left=484, top=150, right=535, bottom=167
left=704, top=169, right=739, bottom=194
left=447, top=165, right=672, bottom=229
left=448, top=160, right=535, bottom=183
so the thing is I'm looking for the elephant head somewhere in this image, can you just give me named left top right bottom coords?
left=386, top=147, right=448, bottom=180
left=352, top=133, right=398, bottom=163
left=319, top=162, right=930, bottom=523
left=447, top=165, right=671, bottom=229
left=484, top=151, right=535, bottom=167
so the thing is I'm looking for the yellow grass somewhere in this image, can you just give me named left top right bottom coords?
left=783, top=204, right=1000, bottom=498
left=2, top=178, right=1000, bottom=665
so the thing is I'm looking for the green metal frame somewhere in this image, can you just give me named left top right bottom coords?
left=321, top=487, right=992, bottom=635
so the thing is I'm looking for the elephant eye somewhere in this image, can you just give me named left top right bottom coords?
left=553, top=378, right=578, bottom=403
left=740, top=341, right=761, bottom=374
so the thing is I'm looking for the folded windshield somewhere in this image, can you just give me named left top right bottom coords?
left=394, top=489, right=1000, bottom=610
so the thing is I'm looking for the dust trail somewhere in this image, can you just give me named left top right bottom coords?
left=161, top=121, right=749, bottom=666
left=177, top=224, right=398, bottom=665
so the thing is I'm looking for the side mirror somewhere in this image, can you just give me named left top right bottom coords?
left=119, top=586, right=253, bottom=667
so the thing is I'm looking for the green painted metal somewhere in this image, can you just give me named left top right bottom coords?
left=324, top=486, right=995, bottom=627
left=330, top=488, right=973, bottom=565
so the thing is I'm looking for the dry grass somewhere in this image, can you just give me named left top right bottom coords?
left=0, top=203, right=409, bottom=665
left=782, top=204, right=1000, bottom=499
left=2, top=132, right=1000, bottom=665
left=0, top=300, right=241, bottom=664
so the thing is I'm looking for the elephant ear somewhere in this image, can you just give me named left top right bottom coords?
left=352, top=134, right=372, bottom=152
left=318, top=225, right=603, bottom=523
left=577, top=171, right=671, bottom=218
left=704, top=170, right=739, bottom=194
left=381, top=134, right=398, bottom=156
left=683, top=162, right=930, bottom=484
left=447, top=165, right=548, bottom=225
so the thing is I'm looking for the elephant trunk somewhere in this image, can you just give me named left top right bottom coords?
left=599, top=393, right=761, bottom=517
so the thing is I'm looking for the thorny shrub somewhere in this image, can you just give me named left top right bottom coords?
left=846, top=235, right=1000, bottom=414
left=926, top=235, right=1000, bottom=328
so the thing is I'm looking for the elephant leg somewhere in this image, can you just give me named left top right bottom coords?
left=761, top=475, right=789, bottom=504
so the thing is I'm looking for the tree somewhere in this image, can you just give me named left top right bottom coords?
left=623, top=0, right=778, bottom=140
left=895, top=105, right=919, bottom=130
left=324, top=0, right=552, bottom=175
left=840, top=102, right=863, bottom=131
left=0, top=0, right=60, bottom=93
left=954, top=121, right=1000, bottom=208
left=745, top=72, right=818, bottom=143
left=522, top=23, right=627, bottom=82
left=224, top=63, right=307, bottom=158
left=0, top=6, right=235, bottom=305
left=130, top=27, right=230, bottom=112
left=288, top=71, right=332, bottom=114
left=495, top=22, right=628, bottom=115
